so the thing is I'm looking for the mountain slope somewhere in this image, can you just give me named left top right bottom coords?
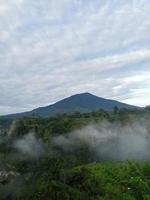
left=1, top=93, right=138, bottom=119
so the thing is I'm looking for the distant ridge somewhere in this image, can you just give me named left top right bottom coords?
left=1, top=93, right=138, bottom=119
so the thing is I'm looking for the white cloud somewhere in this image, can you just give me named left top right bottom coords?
left=0, top=0, right=150, bottom=114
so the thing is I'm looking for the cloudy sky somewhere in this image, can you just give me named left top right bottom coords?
left=0, top=0, right=150, bottom=115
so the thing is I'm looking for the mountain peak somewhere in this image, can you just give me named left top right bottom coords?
left=79, top=92, right=92, bottom=95
left=1, top=93, right=138, bottom=119
left=71, top=92, right=93, bottom=97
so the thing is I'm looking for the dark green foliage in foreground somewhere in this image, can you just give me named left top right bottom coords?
left=0, top=109, right=150, bottom=200
left=7, top=161, right=150, bottom=200
left=67, top=162, right=150, bottom=200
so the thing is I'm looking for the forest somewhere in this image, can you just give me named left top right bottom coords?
left=0, top=108, right=150, bottom=200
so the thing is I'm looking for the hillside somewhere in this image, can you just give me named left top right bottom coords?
left=1, top=93, right=137, bottom=119
left=0, top=109, right=150, bottom=200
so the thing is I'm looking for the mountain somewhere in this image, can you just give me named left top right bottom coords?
left=1, top=93, right=138, bottom=119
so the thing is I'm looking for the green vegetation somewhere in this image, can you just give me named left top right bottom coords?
left=0, top=109, right=150, bottom=200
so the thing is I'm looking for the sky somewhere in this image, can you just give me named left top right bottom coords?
left=0, top=0, right=150, bottom=115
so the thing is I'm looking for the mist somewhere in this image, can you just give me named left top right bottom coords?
left=13, top=133, right=46, bottom=158
left=5, top=118, right=150, bottom=162
left=52, top=120, right=150, bottom=162
left=0, top=117, right=150, bottom=199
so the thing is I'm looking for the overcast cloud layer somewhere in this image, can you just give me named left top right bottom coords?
left=0, top=0, right=150, bottom=115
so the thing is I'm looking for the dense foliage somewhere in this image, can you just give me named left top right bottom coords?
left=0, top=108, right=150, bottom=199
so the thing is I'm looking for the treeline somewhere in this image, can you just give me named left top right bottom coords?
left=7, top=108, right=150, bottom=139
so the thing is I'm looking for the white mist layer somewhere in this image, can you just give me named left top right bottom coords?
left=13, top=134, right=45, bottom=158
left=53, top=121, right=150, bottom=161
